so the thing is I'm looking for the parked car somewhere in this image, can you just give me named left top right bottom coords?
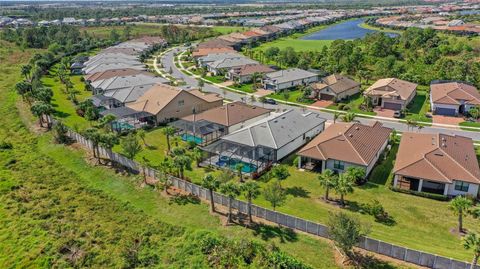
left=393, top=110, right=403, bottom=118
left=263, top=98, right=277, bottom=105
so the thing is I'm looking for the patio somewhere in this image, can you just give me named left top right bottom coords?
left=170, top=119, right=226, bottom=146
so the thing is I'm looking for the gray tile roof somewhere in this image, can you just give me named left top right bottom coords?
left=92, top=74, right=168, bottom=91
left=208, top=57, right=258, bottom=69
left=83, top=63, right=146, bottom=74
left=264, top=68, right=317, bottom=84
left=222, top=110, right=325, bottom=149
left=84, top=57, right=142, bottom=69
left=103, top=83, right=159, bottom=103
left=197, top=52, right=242, bottom=63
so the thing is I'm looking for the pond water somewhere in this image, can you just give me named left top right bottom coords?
left=301, top=18, right=398, bottom=40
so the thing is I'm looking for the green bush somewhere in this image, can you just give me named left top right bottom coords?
left=390, top=186, right=449, bottom=201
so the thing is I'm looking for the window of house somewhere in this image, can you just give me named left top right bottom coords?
left=178, top=100, right=184, bottom=106
left=333, top=160, right=345, bottom=170
left=454, top=181, right=469, bottom=192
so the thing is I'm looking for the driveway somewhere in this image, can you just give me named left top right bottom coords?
left=374, top=107, right=395, bottom=118
left=311, top=100, right=333, bottom=108
left=432, top=115, right=464, bottom=125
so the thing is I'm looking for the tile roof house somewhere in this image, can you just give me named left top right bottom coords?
left=192, top=47, right=236, bottom=58
left=393, top=133, right=480, bottom=197
left=297, top=122, right=391, bottom=175
left=206, top=57, right=258, bottom=75
left=127, top=84, right=223, bottom=124
left=196, top=52, right=242, bottom=67
left=364, top=78, right=418, bottom=110
left=182, top=101, right=272, bottom=133
left=262, top=68, right=318, bottom=92
left=197, top=39, right=235, bottom=50
left=226, top=64, right=275, bottom=84
left=84, top=69, right=153, bottom=84
left=82, top=62, right=146, bottom=75
left=311, top=74, right=361, bottom=101
left=203, top=110, right=326, bottom=175
left=91, top=74, right=168, bottom=95
left=100, top=47, right=142, bottom=56
left=172, top=102, right=272, bottom=146
left=430, top=82, right=480, bottom=116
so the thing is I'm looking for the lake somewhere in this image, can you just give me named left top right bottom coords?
left=301, top=18, right=398, bottom=40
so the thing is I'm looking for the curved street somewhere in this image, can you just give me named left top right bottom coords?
left=155, top=46, right=480, bottom=141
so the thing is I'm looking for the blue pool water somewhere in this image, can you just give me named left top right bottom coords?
left=181, top=133, right=203, bottom=144
left=217, top=156, right=257, bottom=173
left=301, top=18, right=398, bottom=40
left=112, top=122, right=134, bottom=130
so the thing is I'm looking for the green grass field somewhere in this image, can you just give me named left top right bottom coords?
left=211, top=26, right=251, bottom=34
left=404, top=89, right=432, bottom=122
left=268, top=89, right=315, bottom=105
left=230, top=83, right=257, bottom=93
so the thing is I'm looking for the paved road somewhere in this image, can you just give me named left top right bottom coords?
left=159, top=47, right=480, bottom=141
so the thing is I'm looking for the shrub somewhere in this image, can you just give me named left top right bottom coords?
left=390, top=186, right=449, bottom=201
left=0, top=140, right=13, bottom=150
left=364, top=199, right=390, bottom=222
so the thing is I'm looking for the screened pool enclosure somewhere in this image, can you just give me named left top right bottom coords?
left=201, top=139, right=275, bottom=176
left=170, top=119, right=226, bottom=146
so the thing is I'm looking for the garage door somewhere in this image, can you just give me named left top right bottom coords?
left=435, top=107, right=456, bottom=116
left=383, top=102, right=402, bottom=110
left=319, top=93, right=335, bottom=100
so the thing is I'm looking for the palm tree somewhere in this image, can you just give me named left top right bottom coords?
left=242, top=181, right=261, bottom=223
left=98, top=114, right=116, bottom=133
left=192, top=147, right=203, bottom=168
left=162, top=126, right=175, bottom=153
left=83, top=128, right=101, bottom=159
left=341, top=112, right=356, bottom=122
left=202, top=174, right=220, bottom=212
left=15, top=81, right=33, bottom=104
left=21, top=64, right=32, bottom=81
left=173, top=155, right=192, bottom=179
left=236, top=163, right=245, bottom=182
left=463, top=232, right=480, bottom=269
left=449, top=196, right=473, bottom=233
left=30, top=101, right=53, bottom=128
left=137, top=129, right=147, bottom=147
left=333, top=111, right=340, bottom=124
left=335, top=173, right=355, bottom=207
left=318, top=169, right=338, bottom=201
left=405, top=119, right=417, bottom=131
left=220, top=181, right=241, bottom=224
left=251, top=72, right=261, bottom=90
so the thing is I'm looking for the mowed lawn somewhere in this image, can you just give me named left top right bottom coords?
left=211, top=26, right=251, bottom=34
left=138, top=127, right=478, bottom=261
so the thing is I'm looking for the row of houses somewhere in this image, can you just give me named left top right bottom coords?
left=376, top=14, right=480, bottom=35
left=169, top=98, right=480, bottom=198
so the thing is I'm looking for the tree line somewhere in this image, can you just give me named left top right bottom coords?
left=255, top=27, right=480, bottom=87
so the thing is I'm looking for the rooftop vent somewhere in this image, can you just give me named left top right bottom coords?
left=355, top=127, right=360, bottom=130
left=434, top=153, right=444, bottom=157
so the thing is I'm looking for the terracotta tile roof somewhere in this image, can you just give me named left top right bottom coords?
left=84, top=69, right=153, bottom=82
left=242, top=30, right=263, bottom=37
left=298, top=122, right=392, bottom=166
left=260, top=25, right=282, bottom=33
left=192, top=47, right=236, bottom=58
left=312, top=74, right=360, bottom=94
left=364, top=78, right=417, bottom=101
left=197, top=39, right=234, bottom=49
left=229, top=64, right=275, bottom=76
left=430, top=82, right=480, bottom=106
left=393, top=132, right=480, bottom=184
left=181, top=101, right=271, bottom=127
left=127, top=84, right=221, bottom=115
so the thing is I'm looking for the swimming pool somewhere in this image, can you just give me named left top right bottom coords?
left=217, top=156, right=257, bottom=173
left=112, top=122, right=134, bottom=130
left=181, top=133, right=203, bottom=144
